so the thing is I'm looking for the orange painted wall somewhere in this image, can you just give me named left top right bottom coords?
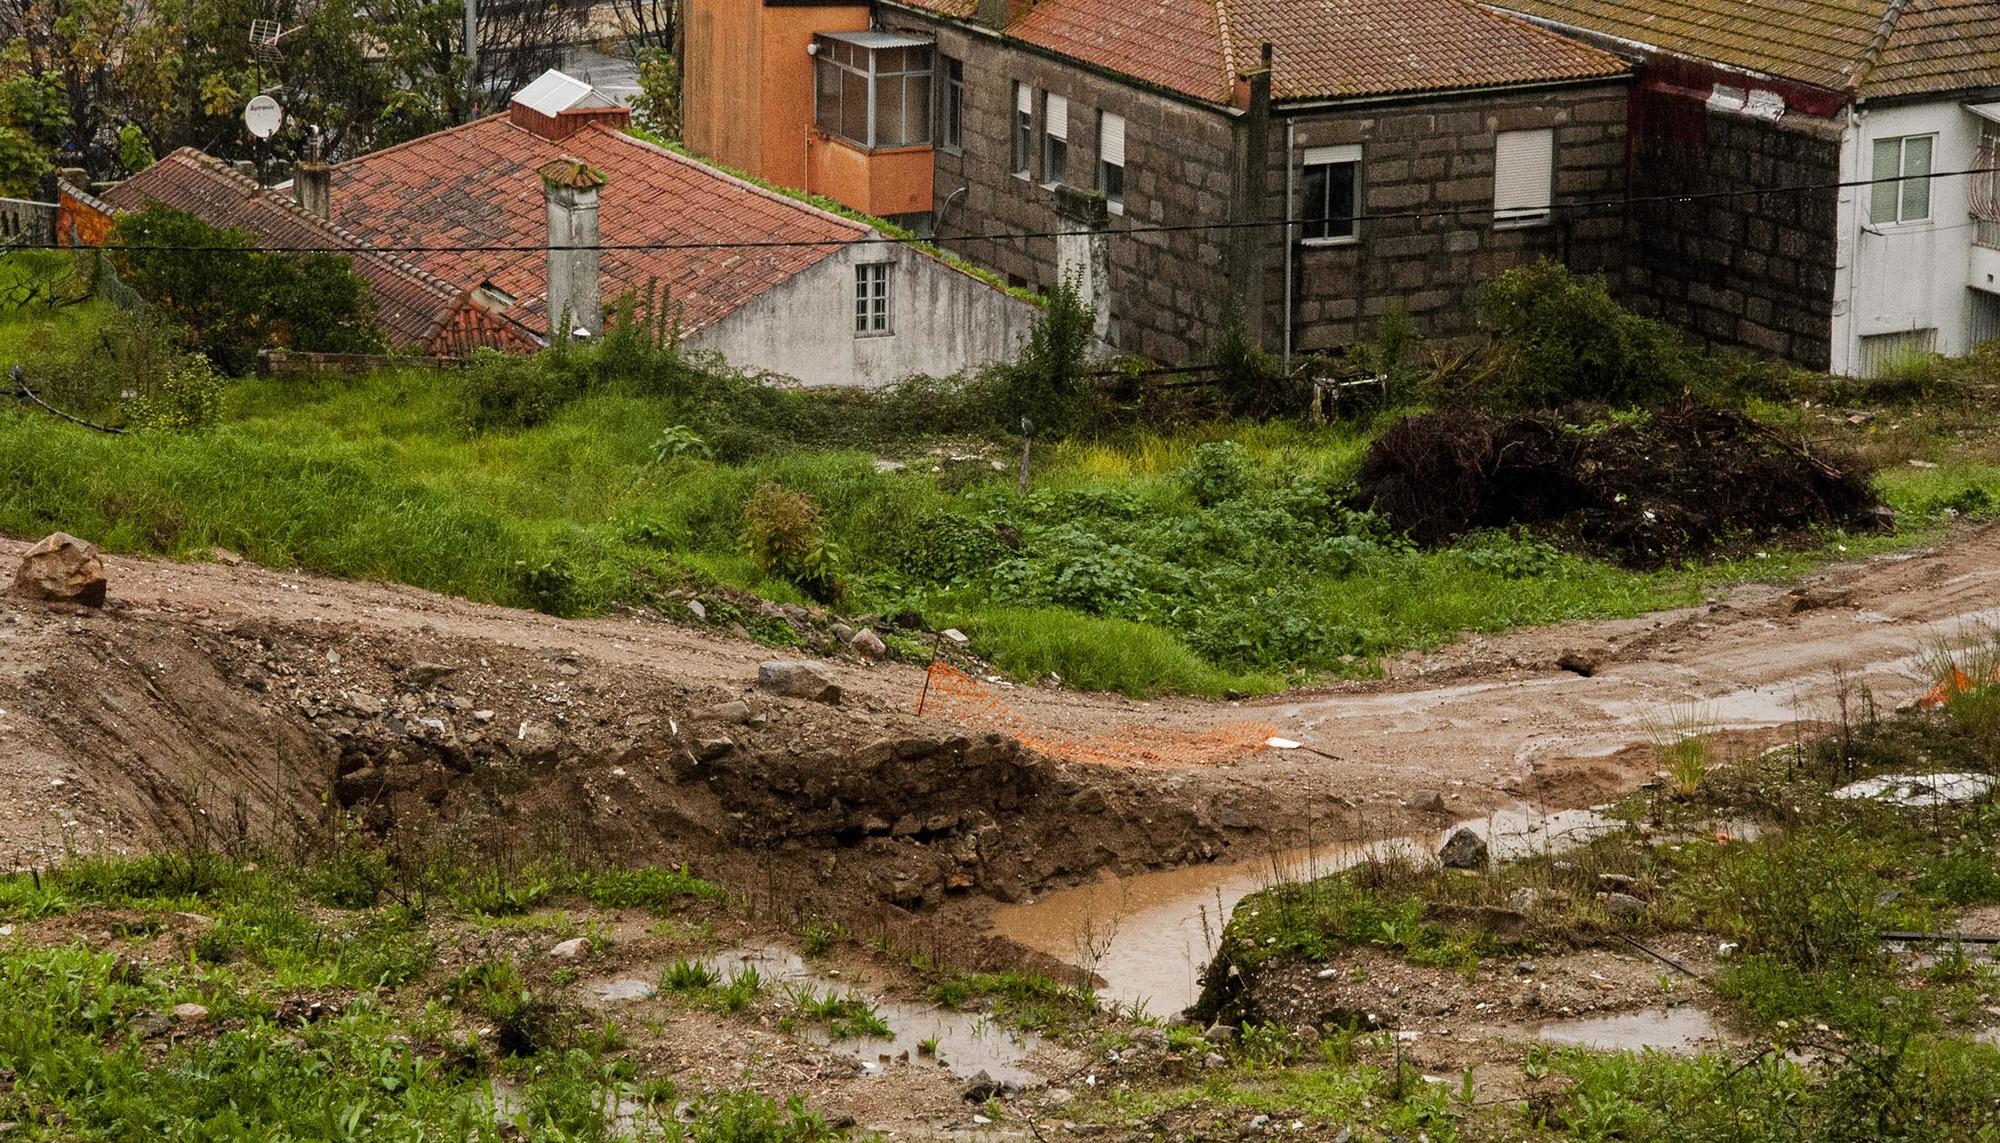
left=683, top=0, right=866, bottom=189
left=807, top=135, right=933, bottom=217
left=759, top=5, right=868, bottom=189
left=56, top=191, right=115, bottom=247
left=682, top=0, right=763, bottom=171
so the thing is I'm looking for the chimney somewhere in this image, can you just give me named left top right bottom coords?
left=294, top=163, right=331, bottom=220
left=539, top=156, right=605, bottom=340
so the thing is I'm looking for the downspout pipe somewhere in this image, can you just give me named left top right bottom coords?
left=1283, top=117, right=1295, bottom=370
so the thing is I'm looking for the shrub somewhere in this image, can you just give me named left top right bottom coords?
left=1212, top=303, right=1294, bottom=418
left=994, top=270, right=1096, bottom=438
left=1472, top=260, right=1693, bottom=410
left=124, top=352, right=225, bottom=433
left=1182, top=440, right=1259, bottom=506
left=110, top=206, right=384, bottom=373
left=743, top=483, right=840, bottom=603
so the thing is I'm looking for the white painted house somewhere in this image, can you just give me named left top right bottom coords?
left=1498, top=0, right=2000, bottom=376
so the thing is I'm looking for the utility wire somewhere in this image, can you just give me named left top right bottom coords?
left=16, top=163, right=1998, bottom=256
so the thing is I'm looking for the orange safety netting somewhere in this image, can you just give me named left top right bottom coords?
left=1920, top=666, right=2000, bottom=710
left=916, top=661, right=1277, bottom=769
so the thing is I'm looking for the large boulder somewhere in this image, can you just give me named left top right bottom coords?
left=13, top=532, right=106, bottom=607
left=756, top=659, right=842, bottom=704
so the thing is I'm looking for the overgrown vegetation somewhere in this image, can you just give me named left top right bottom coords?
left=0, top=847, right=853, bottom=1141
left=110, top=206, right=385, bottom=374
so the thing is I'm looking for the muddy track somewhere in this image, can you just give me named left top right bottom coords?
left=4, top=527, right=1999, bottom=959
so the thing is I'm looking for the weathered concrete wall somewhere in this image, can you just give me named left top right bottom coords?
left=1625, top=84, right=1841, bottom=370
left=1267, top=84, right=1630, bottom=352
left=688, top=239, right=1040, bottom=387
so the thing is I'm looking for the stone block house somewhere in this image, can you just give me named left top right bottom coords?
left=1497, top=0, right=2000, bottom=374
left=684, top=0, right=1634, bottom=364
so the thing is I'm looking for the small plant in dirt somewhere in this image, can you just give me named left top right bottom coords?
left=662, top=959, right=723, bottom=992
left=744, top=483, right=841, bottom=604
left=800, top=918, right=846, bottom=957
left=785, top=984, right=891, bottom=1040
left=1644, top=705, right=1719, bottom=797
left=575, top=864, right=725, bottom=911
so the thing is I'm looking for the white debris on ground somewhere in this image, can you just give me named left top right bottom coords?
left=1832, top=772, right=1995, bottom=808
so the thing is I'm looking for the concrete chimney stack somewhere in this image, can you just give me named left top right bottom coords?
left=293, top=163, right=332, bottom=220
left=538, top=156, right=605, bottom=340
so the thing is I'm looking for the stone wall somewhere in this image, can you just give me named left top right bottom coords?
left=1263, top=85, right=1630, bottom=353
left=878, top=8, right=1630, bottom=363
left=877, top=11, right=1243, bottom=364
left=1624, top=89, right=1841, bottom=370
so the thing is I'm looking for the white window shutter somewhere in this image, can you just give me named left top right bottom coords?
left=1494, top=128, right=1554, bottom=222
left=1302, top=144, right=1361, bottom=166
left=1100, top=112, right=1125, bottom=167
left=1016, top=83, right=1032, bottom=115
left=1046, top=94, right=1068, bottom=140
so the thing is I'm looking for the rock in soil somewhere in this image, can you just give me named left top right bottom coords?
left=756, top=660, right=842, bottom=704
left=12, top=532, right=107, bottom=607
left=850, top=628, right=887, bottom=660
left=1604, top=892, right=1648, bottom=919
left=1438, top=827, right=1489, bottom=870
left=1408, top=789, right=1447, bottom=813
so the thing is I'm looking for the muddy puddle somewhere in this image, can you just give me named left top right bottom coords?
left=990, top=806, right=1646, bottom=1015
left=585, top=945, right=1046, bottom=1086
left=1537, top=1006, right=1722, bottom=1053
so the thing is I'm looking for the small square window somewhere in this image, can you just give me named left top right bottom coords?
left=1494, top=128, right=1554, bottom=226
left=1042, top=92, right=1068, bottom=186
left=1300, top=145, right=1360, bottom=242
left=1098, top=111, right=1125, bottom=210
left=855, top=262, right=892, bottom=336
left=1872, top=134, right=1934, bottom=224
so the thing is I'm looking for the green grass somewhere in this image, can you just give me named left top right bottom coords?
left=3, top=302, right=1995, bottom=697
left=0, top=849, right=840, bottom=1142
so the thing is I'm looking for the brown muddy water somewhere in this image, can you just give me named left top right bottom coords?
left=1537, top=1006, right=1722, bottom=1053
left=988, top=807, right=1627, bottom=1015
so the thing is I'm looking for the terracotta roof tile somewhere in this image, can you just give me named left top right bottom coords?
left=329, top=117, right=868, bottom=336
left=1495, top=0, right=2000, bottom=98
left=101, top=149, right=469, bottom=348
left=903, top=0, right=1626, bottom=102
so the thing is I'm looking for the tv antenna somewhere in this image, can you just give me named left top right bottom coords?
left=248, top=17, right=303, bottom=64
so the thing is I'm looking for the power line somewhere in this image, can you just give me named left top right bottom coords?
left=15, top=163, right=1998, bottom=256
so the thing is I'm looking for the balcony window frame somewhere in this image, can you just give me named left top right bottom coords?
left=812, top=32, right=935, bottom=151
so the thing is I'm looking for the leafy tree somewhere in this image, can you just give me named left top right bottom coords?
left=110, top=205, right=384, bottom=373
left=997, top=270, right=1096, bottom=438
left=631, top=47, right=679, bottom=139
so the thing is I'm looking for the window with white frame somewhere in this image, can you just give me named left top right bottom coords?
left=1872, top=134, right=1934, bottom=223
left=1011, top=82, right=1031, bottom=176
left=854, top=262, right=891, bottom=335
left=1493, top=128, right=1554, bottom=226
left=1300, top=145, right=1360, bottom=242
left=1042, top=92, right=1069, bottom=186
left=812, top=33, right=934, bottom=149
left=940, top=55, right=963, bottom=152
left=1098, top=111, right=1125, bottom=209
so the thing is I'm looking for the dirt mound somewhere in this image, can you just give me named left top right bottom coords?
left=1354, top=400, right=1884, bottom=567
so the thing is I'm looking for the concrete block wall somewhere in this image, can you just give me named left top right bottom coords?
left=1625, top=101, right=1841, bottom=370
left=1264, top=85, right=1630, bottom=352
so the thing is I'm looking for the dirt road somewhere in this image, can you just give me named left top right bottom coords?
left=3, top=527, right=1997, bottom=899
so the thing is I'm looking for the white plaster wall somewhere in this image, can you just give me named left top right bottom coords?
left=1832, top=100, right=1985, bottom=374
left=687, top=239, right=1041, bottom=388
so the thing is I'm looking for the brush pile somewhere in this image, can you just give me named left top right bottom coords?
left=1355, top=398, right=1885, bottom=568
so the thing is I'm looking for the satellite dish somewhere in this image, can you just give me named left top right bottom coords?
left=243, top=94, right=284, bottom=139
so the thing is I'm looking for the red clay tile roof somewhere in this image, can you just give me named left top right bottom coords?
left=1495, top=0, right=2000, bottom=98
left=328, top=117, right=869, bottom=337
left=101, top=148, right=476, bottom=349
left=898, top=0, right=1627, bottom=102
